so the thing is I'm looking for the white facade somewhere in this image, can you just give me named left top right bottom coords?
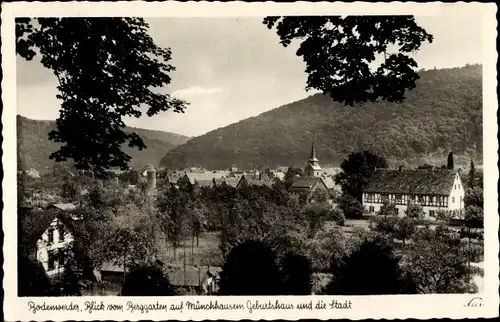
left=363, top=172, right=465, bottom=218
left=35, top=217, right=74, bottom=276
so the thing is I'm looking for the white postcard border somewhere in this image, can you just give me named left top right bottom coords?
left=2, top=1, right=499, bottom=321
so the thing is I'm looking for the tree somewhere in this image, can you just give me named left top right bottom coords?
left=107, top=229, right=156, bottom=277
left=304, top=226, right=347, bottom=272
left=280, top=252, right=313, bottom=295
left=121, top=265, right=175, bottom=296
left=325, top=239, right=416, bottom=295
left=337, top=195, right=364, bottom=219
left=61, top=176, right=79, bottom=202
left=284, top=167, right=304, bottom=189
left=16, top=18, right=187, bottom=176
left=218, top=240, right=283, bottom=295
left=371, top=216, right=398, bottom=241
left=468, top=160, right=476, bottom=188
left=447, top=152, right=454, bottom=170
left=405, top=202, right=425, bottom=219
left=377, top=199, right=397, bottom=218
left=335, top=151, right=388, bottom=202
left=404, top=227, right=480, bottom=293
left=264, top=16, right=433, bottom=106
left=300, top=202, right=331, bottom=237
left=155, top=185, right=192, bottom=260
left=394, top=217, right=416, bottom=244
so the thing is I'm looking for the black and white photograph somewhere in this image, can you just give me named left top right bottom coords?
left=2, top=1, right=498, bottom=320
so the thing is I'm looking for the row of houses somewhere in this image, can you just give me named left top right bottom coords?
left=285, top=140, right=466, bottom=218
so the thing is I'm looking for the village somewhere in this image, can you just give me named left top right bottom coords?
left=18, top=139, right=484, bottom=296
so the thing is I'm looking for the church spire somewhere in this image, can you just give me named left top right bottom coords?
left=309, top=138, right=318, bottom=162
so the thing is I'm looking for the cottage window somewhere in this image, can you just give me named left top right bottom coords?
left=369, top=206, right=375, bottom=213
left=452, top=196, right=455, bottom=203
left=59, top=252, right=65, bottom=266
left=47, top=228, right=54, bottom=243
left=48, top=252, right=55, bottom=270
left=395, top=194, right=402, bottom=205
left=58, top=225, right=65, bottom=242
left=429, top=210, right=435, bottom=217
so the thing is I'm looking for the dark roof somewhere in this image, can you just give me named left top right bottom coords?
left=196, top=179, right=215, bottom=188
left=363, top=169, right=458, bottom=195
left=237, top=175, right=272, bottom=188
left=288, top=177, right=327, bottom=193
left=47, top=203, right=77, bottom=211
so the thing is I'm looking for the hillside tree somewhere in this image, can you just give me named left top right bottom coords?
left=335, top=150, right=388, bottom=202
left=264, top=16, right=433, bottom=105
left=447, top=152, right=454, bottom=170
left=467, top=160, right=476, bottom=188
left=16, top=18, right=187, bottom=176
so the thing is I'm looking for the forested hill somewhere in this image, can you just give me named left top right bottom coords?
left=161, top=65, right=482, bottom=170
left=17, top=115, right=191, bottom=172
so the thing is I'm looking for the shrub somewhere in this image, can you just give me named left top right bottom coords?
left=394, top=217, right=417, bottom=244
left=218, top=240, right=282, bottom=295
left=280, top=252, right=313, bottom=295
left=18, top=256, right=52, bottom=297
left=405, top=203, right=425, bottom=219
left=338, top=195, right=364, bottom=219
left=331, top=208, right=346, bottom=226
left=324, top=239, right=416, bottom=295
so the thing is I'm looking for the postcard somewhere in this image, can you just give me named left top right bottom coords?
left=2, top=1, right=499, bottom=320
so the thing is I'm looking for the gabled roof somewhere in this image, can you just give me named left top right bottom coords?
left=288, top=177, right=328, bottom=193
left=47, top=203, right=77, bottom=211
left=237, top=175, right=272, bottom=188
left=185, top=172, right=227, bottom=184
left=321, top=176, right=336, bottom=189
left=223, top=178, right=239, bottom=187
left=196, top=179, right=215, bottom=188
left=363, top=169, right=458, bottom=195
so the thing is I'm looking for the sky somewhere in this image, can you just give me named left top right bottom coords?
left=17, top=11, right=483, bottom=137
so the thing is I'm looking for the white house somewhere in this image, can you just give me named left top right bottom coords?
left=34, top=211, right=76, bottom=276
left=362, top=168, right=465, bottom=218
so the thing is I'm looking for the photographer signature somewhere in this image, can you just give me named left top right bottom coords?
left=464, top=297, right=484, bottom=308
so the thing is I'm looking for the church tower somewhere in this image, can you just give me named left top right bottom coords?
left=305, top=139, right=322, bottom=177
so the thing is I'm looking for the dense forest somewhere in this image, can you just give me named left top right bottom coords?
left=161, top=65, right=482, bottom=170
left=17, top=115, right=191, bottom=172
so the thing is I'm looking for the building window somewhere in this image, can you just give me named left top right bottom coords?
left=47, top=228, right=54, bottom=244
left=59, top=252, right=65, bottom=266
left=452, top=197, right=455, bottom=203
left=48, top=252, right=55, bottom=270
left=369, top=206, right=375, bottom=213
left=58, top=225, right=65, bottom=242
left=429, top=210, right=435, bottom=217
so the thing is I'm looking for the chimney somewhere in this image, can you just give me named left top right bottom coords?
left=147, top=167, right=157, bottom=189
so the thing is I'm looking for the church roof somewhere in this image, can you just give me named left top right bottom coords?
left=363, top=169, right=458, bottom=195
left=288, top=177, right=328, bottom=193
